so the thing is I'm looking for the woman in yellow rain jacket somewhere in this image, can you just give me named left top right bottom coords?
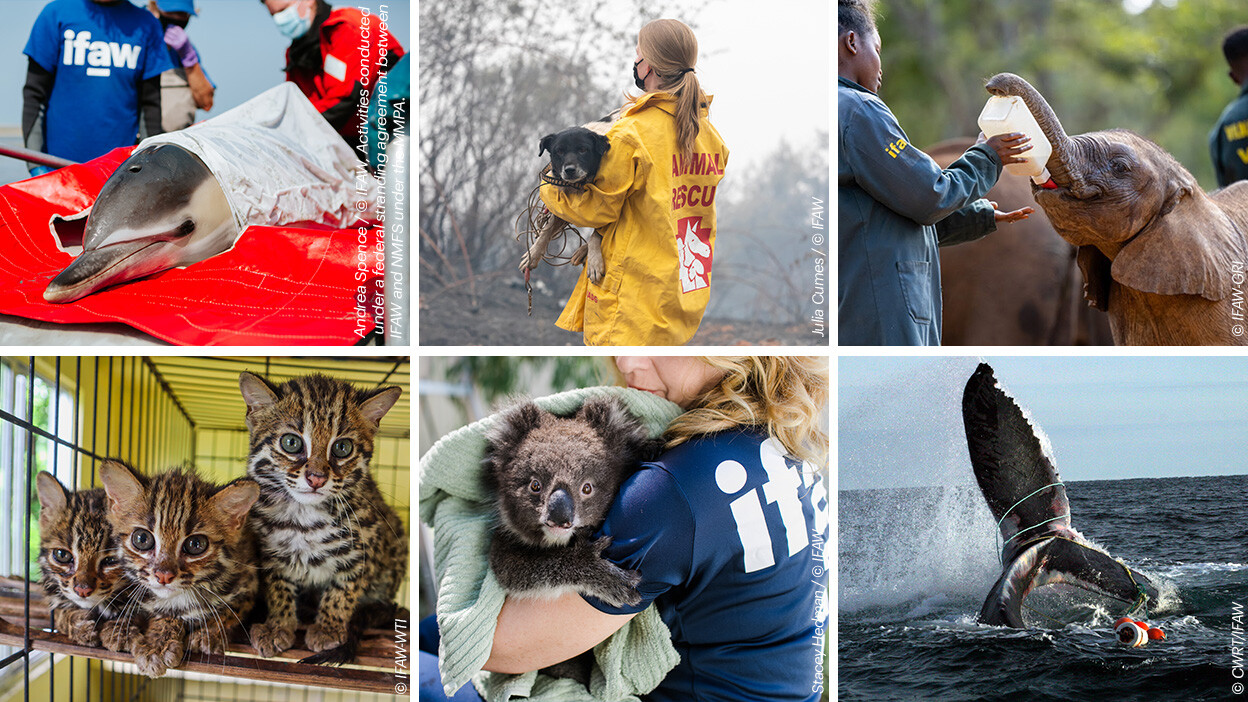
left=541, top=19, right=728, bottom=346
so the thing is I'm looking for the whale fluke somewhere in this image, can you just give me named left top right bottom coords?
left=963, top=363, right=1158, bottom=628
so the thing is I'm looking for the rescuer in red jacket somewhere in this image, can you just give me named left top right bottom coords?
left=261, top=0, right=405, bottom=155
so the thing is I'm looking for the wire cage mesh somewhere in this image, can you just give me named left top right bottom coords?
left=0, top=356, right=412, bottom=702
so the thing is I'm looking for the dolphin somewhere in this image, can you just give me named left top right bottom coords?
left=43, top=144, right=238, bottom=303
left=962, top=363, right=1159, bottom=628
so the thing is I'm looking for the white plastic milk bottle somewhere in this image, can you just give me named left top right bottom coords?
left=977, top=95, right=1053, bottom=184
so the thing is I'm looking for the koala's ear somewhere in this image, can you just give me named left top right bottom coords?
left=539, top=134, right=555, bottom=157
left=592, top=133, right=610, bottom=158
left=485, top=401, right=545, bottom=459
left=579, top=396, right=649, bottom=454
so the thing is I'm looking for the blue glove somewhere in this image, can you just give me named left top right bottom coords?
left=30, top=165, right=54, bottom=177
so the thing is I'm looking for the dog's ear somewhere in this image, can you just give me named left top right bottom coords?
left=539, top=134, right=556, bottom=157
left=591, top=133, right=610, bottom=159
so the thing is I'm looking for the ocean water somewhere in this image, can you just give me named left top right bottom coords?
left=839, top=474, right=1248, bottom=701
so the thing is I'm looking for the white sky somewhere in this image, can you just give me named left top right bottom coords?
left=841, top=357, right=1248, bottom=489
left=693, top=0, right=830, bottom=170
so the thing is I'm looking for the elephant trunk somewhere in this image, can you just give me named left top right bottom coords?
left=984, top=73, right=1090, bottom=196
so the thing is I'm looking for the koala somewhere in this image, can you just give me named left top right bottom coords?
left=482, top=395, right=661, bottom=610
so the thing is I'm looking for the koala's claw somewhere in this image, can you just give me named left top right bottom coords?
left=595, top=562, right=643, bottom=608
left=588, top=536, right=642, bottom=607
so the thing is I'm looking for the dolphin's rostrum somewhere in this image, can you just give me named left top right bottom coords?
left=962, top=363, right=1159, bottom=628
left=43, top=144, right=237, bottom=303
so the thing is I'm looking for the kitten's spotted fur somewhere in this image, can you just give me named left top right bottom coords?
left=99, top=460, right=260, bottom=678
left=36, top=472, right=131, bottom=650
left=240, top=373, right=407, bottom=665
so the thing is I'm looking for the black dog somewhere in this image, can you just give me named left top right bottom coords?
left=539, top=127, right=610, bottom=188
left=525, top=126, right=613, bottom=283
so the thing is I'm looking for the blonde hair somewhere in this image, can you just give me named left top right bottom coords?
left=608, top=357, right=829, bottom=468
left=633, top=19, right=707, bottom=162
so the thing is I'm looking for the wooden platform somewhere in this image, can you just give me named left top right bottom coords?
left=0, top=577, right=409, bottom=695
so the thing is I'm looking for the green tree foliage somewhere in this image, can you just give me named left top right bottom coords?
left=445, top=357, right=608, bottom=403
left=875, top=0, right=1246, bottom=190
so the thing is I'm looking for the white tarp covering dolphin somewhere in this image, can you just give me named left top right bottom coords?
left=44, top=82, right=379, bottom=302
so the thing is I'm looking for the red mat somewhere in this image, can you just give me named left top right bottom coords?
left=0, top=147, right=382, bottom=345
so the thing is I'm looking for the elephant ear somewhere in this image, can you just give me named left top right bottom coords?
left=1111, top=184, right=1237, bottom=302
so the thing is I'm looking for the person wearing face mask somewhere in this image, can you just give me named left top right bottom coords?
left=21, top=0, right=172, bottom=176
left=539, top=19, right=729, bottom=347
left=260, top=0, right=406, bottom=152
left=148, top=0, right=214, bottom=132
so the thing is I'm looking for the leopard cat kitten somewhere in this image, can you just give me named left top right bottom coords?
left=99, top=460, right=260, bottom=678
left=35, top=472, right=131, bottom=651
left=239, top=372, right=406, bottom=665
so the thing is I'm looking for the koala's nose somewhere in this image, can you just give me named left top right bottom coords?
left=73, top=582, right=94, bottom=597
left=545, top=489, right=575, bottom=529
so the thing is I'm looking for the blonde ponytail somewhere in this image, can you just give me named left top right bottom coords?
left=634, top=19, right=707, bottom=162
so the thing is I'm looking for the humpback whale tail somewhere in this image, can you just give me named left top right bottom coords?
left=962, top=363, right=1159, bottom=628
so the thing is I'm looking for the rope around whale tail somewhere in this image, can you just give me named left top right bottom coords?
left=513, top=167, right=587, bottom=315
left=994, top=482, right=1150, bottom=626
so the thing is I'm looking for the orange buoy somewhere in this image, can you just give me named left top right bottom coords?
left=1116, top=620, right=1147, bottom=647
left=1133, top=620, right=1149, bottom=631
left=1147, top=627, right=1165, bottom=641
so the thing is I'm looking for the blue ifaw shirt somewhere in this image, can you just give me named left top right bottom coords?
left=587, top=430, right=830, bottom=702
left=839, top=76, right=1002, bottom=346
left=23, top=0, right=171, bottom=163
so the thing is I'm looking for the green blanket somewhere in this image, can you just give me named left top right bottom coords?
left=418, top=386, right=684, bottom=701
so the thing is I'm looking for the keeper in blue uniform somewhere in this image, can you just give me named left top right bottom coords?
left=22, top=0, right=171, bottom=174
left=481, top=356, right=830, bottom=702
left=1211, top=26, right=1248, bottom=188
left=838, top=0, right=1034, bottom=346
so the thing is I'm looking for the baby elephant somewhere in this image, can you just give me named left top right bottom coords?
left=984, top=72, right=1248, bottom=346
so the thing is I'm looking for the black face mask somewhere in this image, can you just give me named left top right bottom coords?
left=632, top=58, right=650, bottom=91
